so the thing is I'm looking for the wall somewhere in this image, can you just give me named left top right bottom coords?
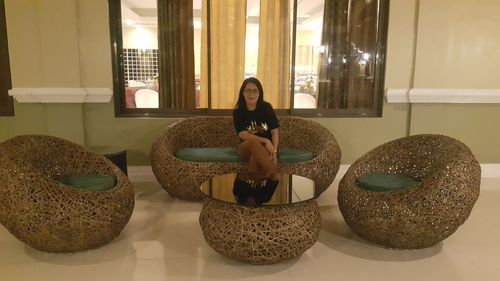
left=1, top=0, right=499, bottom=166
left=409, top=0, right=500, bottom=162
left=122, top=26, right=158, bottom=49
left=0, top=0, right=85, bottom=144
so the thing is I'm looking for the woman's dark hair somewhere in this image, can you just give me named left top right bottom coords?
left=234, top=77, right=265, bottom=111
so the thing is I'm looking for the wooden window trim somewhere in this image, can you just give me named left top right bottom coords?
left=108, top=0, right=389, bottom=118
left=0, top=0, right=13, bottom=116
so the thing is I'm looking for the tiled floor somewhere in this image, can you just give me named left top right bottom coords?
left=1, top=177, right=499, bottom=281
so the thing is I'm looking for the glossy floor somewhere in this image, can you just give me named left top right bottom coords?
left=1, top=177, right=499, bottom=281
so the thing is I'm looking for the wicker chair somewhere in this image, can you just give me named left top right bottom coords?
left=0, top=135, right=135, bottom=253
left=338, top=134, right=481, bottom=249
left=151, top=116, right=341, bottom=200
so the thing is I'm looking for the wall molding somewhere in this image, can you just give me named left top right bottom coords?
left=8, top=88, right=112, bottom=103
left=480, top=164, right=500, bottom=178
left=385, top=88, right=500, bottom=104
left=385, top=89, right=410, bottom=103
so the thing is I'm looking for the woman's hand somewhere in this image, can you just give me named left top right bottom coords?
left=271, top=151, right=278, bottom=165
left=264, top=140, right=275, bottom=154
left=264, top=140, right=278, bottom=165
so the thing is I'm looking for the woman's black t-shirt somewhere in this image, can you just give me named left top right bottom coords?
left=233, top=102, right=279, bottom=142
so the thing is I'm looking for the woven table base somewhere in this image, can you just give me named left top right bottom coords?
left=199, top=199, right=321, bottom=264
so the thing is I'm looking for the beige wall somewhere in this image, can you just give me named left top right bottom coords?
left=6, top=0, right=81, bottom=87
left=0, top=0, right=85, bottom=144
left=409, top=0, right=500, bottom=162
left=0, top=103, right=84, bottom=144
left=384, top=0, right=417, bottom=90
left=414, top=0, right=500, bottom=88
left=1, top=0, right=500, bottom=166
left=410, top=104, right=500, bottom=162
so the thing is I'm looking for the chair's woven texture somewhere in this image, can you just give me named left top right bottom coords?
left=150, top=116, right=341, bottom=200
left=0, top=135, right=135, bottom=253
left=199, top=199, right=321, bottom=264
left=338, top=134, right=481, bottom=249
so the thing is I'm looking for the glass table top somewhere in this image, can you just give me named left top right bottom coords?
left=200, top=172, right=317, bottom=207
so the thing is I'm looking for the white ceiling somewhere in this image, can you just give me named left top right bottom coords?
left=121, top=0, right=324, bottom=29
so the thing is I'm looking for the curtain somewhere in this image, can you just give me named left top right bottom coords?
left=317, top=0, right=378, bottom=109
left=157, top=0, right=196, bottom=109
left=317, top=0, right=349, bottom=109
left=346, top=0, right=377, bottom=108
left=199, top=0, right=208, bottom=108
left=201, top=0, right=247, bottom=109
left=256, top=0, right=291, bottom=109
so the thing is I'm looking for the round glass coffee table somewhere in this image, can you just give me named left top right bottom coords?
left=199, top=172, right=321, bottom=264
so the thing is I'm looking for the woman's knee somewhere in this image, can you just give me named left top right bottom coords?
left=250, top=140, right=268, bottom=152
left=246, top=138, right=261, bottom=147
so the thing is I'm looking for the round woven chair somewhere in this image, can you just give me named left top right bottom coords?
left=338, top=134, right=481, bottom=249
left=150, top=116, right=341, bottom=200
left=0, top=135, right=135, bottom=253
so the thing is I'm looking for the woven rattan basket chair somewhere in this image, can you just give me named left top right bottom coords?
left=0, top=135, right=135, bottom=253
left=151, top=116, right=341, bottom=200
left=338, top=134, right=481, bottom=249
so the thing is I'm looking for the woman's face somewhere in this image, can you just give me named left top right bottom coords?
left=243, top=82, right=259, bottom=109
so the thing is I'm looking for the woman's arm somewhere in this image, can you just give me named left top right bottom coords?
left=270, top=128, right=279, bottom=164
left=238, top=130, right=271, bottom=145
left=238, top=130, right=275, bottom=155
left=271, top=128, right=279, bottom=152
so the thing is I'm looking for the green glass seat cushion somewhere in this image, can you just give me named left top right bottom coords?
left=56, top=174, right=116, bottom=192
left=175, top=148, right=314, bottom=163
left=176, top=148, right=241, bottom=162
left=357, top=172, right=419, bottom=192
left=277, top=148, right=314, bottom=163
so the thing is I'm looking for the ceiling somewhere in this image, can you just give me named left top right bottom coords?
left=121, top=0, right=324, bottom=29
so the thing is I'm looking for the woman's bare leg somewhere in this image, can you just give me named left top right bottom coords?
left=247, top=156, right=260, bottom=173
left=238, top=139, right=275, bottom=176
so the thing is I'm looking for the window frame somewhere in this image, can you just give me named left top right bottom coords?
left=108, top=0, right=389, bottom=118
left=0, top=0, right=13, bottom=117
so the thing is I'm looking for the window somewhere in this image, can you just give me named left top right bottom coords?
left=108, top=0, right=389, bottom=117
left=0, top=0, right=13, bottom=116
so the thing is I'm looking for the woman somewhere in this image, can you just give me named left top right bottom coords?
left=233, top=77, right=279, bottom=177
